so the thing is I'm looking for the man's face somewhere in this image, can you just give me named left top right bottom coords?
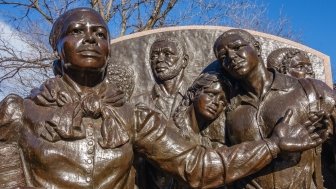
left=216, top=35, right=260, bottom=79
left=150, top=40, right=186, bottom=81
left=56, top=11, right=110, bottom=72
left=194, top=82, right=226, bottom=121
left=288, top=53, right=314, bottom=78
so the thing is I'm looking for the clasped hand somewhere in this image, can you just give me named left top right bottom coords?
left=271, top=109, right=329, bottom=152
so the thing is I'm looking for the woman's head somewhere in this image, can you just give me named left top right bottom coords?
left=175, top=72, right=231, bottom=123
left=189, top=72, right=230, bottom=121
left=50, top=8, right=111, bottom=75
left=267, top=47, right=314, bottom=78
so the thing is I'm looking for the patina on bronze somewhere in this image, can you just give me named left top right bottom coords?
left=213, top=29, right=335, bottom=189
left=0, top=8, right=330, bottom=189
left=173, top=72, right=229, bottom=148
left=267, top=47, right=315, bottom=78
left=267, top=47, right=336, bottom=189
left=134, top=37, right=190, bottom=189
left=132, top=37, right=190, bottom=119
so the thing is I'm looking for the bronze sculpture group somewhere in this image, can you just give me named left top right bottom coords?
left=0, top=7, right=335, bottom=189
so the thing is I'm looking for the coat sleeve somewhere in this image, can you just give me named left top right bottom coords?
left=134, top=108, right=279, bottom=189
left=0, top=95, right=27, bottom=188
left=0, top=94, right=24, bottom=142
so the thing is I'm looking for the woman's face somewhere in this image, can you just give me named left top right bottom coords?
left=287, top=53, right=314, bottom=78
left=194, top=81, right=226, bottom=121
left=56, top=10, right=110, bottom=72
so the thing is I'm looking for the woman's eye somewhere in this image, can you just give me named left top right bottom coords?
left=97, top=32, right=105, bottom=38
left=71, top=29, right=82, bottom=35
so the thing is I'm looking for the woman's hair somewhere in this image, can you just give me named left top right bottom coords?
left=49, top=7, right=109, bottom=51
left=173, top=71, right=231, bottom=136
left=267, top=47, right=310, bottom=74
left=106, top=62, right=135, bottom=101
left=52, top=60, right=63, bottom=76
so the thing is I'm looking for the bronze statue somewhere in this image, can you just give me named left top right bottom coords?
left=132, top=37, right=190, bottom=119
left=106, top=62, right=135, bottom=101
left=0, top=8, right=330, bottom=189
left=173, top=72, right=229, bottom=148
left=162, top=72, right=230, bottom=189
left=213, top=29, right=335, bottom=189
left=133, top=37, right=190, bottom=189
left=267, top=47, right=335, bottom=188
left=267, top=47, right=315, bottom=78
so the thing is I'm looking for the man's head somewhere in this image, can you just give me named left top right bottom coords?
left=213, top=29, right=262, bottom=79
left=267, top=48, right=314, bottom=79
left=149, top=37, right=188, bottom=81
left=50, top=8, right=110, bottom=75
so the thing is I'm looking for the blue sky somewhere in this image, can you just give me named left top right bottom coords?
left=266, top=0, right=335, bottom=82
left=0, top=0, right=335, bottom=82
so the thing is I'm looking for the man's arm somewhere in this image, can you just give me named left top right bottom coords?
left=134, top=107, right=325, bottom=189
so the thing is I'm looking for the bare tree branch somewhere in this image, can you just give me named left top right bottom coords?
left=142, top=0, right=164, bottom=30
left=0, top=0, right=300, bottom=97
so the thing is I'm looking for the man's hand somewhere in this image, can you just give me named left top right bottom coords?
left=271, top=109, right=328, bottom=152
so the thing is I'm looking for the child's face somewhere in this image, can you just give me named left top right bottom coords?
left=194, top=81, right=226, bottom=121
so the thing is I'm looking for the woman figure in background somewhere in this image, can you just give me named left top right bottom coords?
left=173, top=72, right=230, bottom=148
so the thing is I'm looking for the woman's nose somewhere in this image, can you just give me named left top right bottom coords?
left=83, top=32, right=96, bottom=44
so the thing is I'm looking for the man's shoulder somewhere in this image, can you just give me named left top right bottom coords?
left=273, top=72, right=300, bottom=89
left=131, top=90, right=156, bottom=108
left=298, top=78, right=335, bottom=112
left=307, top=78, right=334, bottom=95
left=298, top=78, right=334, bottom=98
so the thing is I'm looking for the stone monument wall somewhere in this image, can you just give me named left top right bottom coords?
left=108, top=26, right=332, bottom=98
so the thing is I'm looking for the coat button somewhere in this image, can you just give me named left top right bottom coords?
left=88, top=140, right=94, bottom=146
left=87, top=148, right=94, bottom=154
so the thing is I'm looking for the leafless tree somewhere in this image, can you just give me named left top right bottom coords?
left=0, top=0, right=298, bottom=98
